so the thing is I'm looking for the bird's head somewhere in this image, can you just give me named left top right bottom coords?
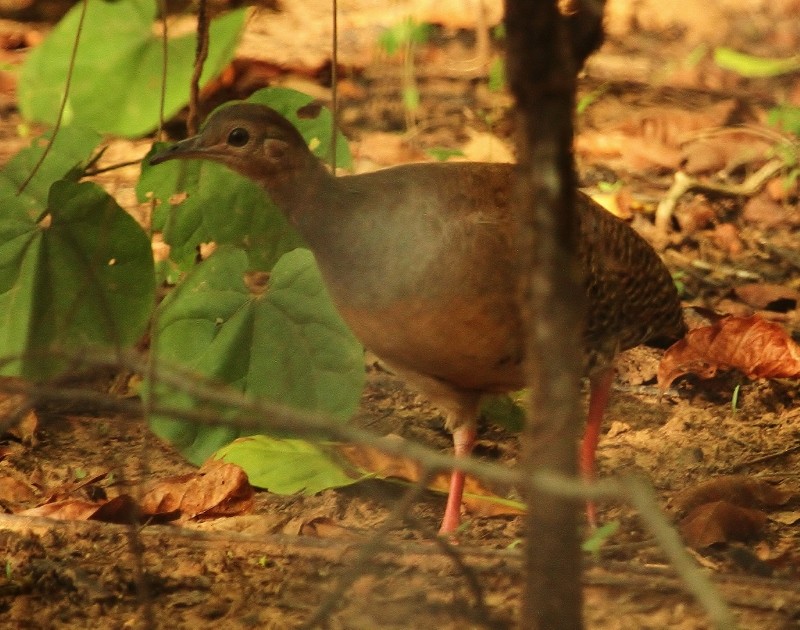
left=149, top=103, right=314, bottom=187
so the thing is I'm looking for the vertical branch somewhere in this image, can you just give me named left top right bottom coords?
left=503, top=0, right=604, bottom=628
left=17, top=0, right=89, bottom=195
left=330, top=0, right=338, bottom=171
left=156, top=0, right=169, bottom=139
left=188, top=0, right=210, bottom=136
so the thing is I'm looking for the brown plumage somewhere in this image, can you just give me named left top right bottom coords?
left=151, top=103, right=686, bottom=533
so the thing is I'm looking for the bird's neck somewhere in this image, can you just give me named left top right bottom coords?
left=255, top=155, right=326, bottom=218
left=258, top=156, right=350, bottom=250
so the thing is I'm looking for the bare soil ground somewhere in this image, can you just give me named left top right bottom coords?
left=1, top=0, right=800, bottom=628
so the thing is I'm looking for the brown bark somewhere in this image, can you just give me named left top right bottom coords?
left=503, top=1, right=605, bottom=628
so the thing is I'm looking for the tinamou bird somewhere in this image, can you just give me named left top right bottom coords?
left=151, top=103, right=686, bottom=534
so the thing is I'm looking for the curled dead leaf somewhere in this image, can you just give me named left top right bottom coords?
left=140, top=460, right=253, bottom=521
left=658, top=315, right=800, bottom=389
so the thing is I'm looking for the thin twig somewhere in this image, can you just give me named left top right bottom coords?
left=17, top=0, right=89, bottom=195
left=726, top=443, right=800, bottom=472
left=330, top=0, right=338, bottom=171
left=187, top=0, right=210, bottom=135
left=655, top=159, right=785, bottom=234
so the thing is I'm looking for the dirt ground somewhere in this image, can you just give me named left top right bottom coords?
left=1, top=0, right=800, bottom=628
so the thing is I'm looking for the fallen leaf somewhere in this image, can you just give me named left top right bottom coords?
left=674, top=475, right=792, bottom=514
left=742, top=193, right=797, bottom=228
left=769, top=511, right=800, bottom=526
left=765, top=175, right=799, bottom=202
left=0, top=473, right=37, bottom=504
left=576, top=131, right=683, bottom=171
left=335, top=437, right=524, bottom=518
left=681, top=132, right=772, bottom=175
left=140, top=460, right=253, bottom=521
left=680, top=500, right=767, bottom=547
left=354, top=132, right=426, bottom=167
left=711, top=223, right=743, bottom=256
left=657, top=315, right=800, bottom=389
left=675, top=197, right=716, bottom=234
left=20, top=495, right=139, bottom=523
left=21, top=499, right=105, bottom=520
left=336, top=437, right=423, bottom=481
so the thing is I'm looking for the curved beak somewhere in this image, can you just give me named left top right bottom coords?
left=149, top=135, right=204, bottom=166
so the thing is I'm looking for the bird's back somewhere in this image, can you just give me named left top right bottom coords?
left=303, top=161, right=685, bottom=393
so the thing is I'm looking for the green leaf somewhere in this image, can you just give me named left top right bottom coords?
left=480, top=392, right=525, bottom=432
left=216, top=435, right=362, bottom=494
left=0, top=125, right=101, bottom=219
left=378, top=28, right=400, bottom=55
left=402, top=86, right=420, bottom=113
left=246, top=87, right=353, bottom=170
left=713, top=47, right=800, bottom=78
left=425, top=147, right=465, bottom=162
left=139, top=146, right=304, bottom=273
left=582, top=520, right=620, bottom=555
left=0, top=179, right=155, bottom=378
left=768, top=105, right=800, bottom=137
left=19, top=0, right=246, bottom=137
left=150, top=246, right=364, bottom=464
left=378, top=18, right=431, bottom=54
left=488, top=57, right=505, bottom=93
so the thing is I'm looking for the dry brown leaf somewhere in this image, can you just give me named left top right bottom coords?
left=675, top=197, right=716, bottom=234
left=617, top=103, right=736, bottom=148
left=765, top=176, right=799, bottom=202
left=21, top=499, right=106, bottom=520
left=680, top=500, right=767, bottom=548
left=769, top=511, right=800, bottom=526
left=336, top=439, right=423, bottom=481
left=335, top=439, right=523, bottom=518
left=354, top=132, right=426, bottom=167
left=657, top=315, right=800, bottom=389
left=140, top=460, right=253, bottom=521
left=742, top=193, right=797, bottom=228
left=681, top=133, right=773, bottom=175
left=0, top=473, right=37, bottom=504
left=20, top=494, right=138, bottom=523
left=576, top=131, right=683, bottom=171
left=673, top=475, right=793, bottom=514
left=711, top=223, right=743, bottom=256
left=89, top=494, right=141, bottom=524
left=734, top=283, right=800, bottom=312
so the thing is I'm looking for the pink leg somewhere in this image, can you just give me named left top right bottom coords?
left=439, top=424, right=477, bottom=535
left=580, top=366, right=615, bottom=527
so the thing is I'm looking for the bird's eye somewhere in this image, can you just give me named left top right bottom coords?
left=227, top=127, right=250, bottom=147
